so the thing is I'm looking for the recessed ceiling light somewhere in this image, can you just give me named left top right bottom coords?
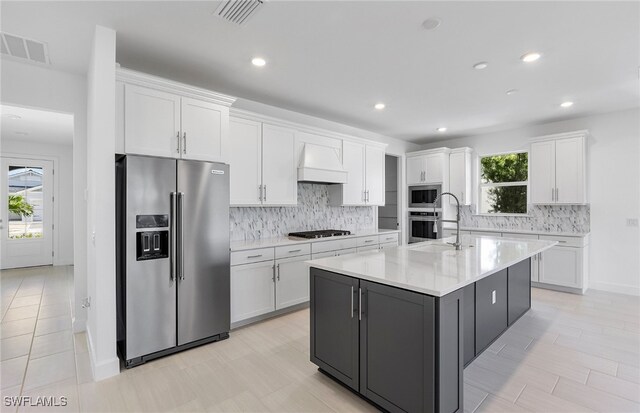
left=421, top=18, right=441, bottom=31
left=374, top=103, right=386, bottom=110
left=436, top=127, right=447, bottom=132
left=251, top=57, right=266, bottom=67
left=506, top=89, right=518, bottom=95
left=5, top=114, right=21, bottom=120
left=473, top=62, right=488, bottom=70
left=521, top=52, right=541, bottom=63
left=560, top=101, right=574, bottom=108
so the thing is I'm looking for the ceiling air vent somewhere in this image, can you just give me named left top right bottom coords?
left=214, top=0, right=264, bottom=25
left=1, top=32, right=50, bottom=65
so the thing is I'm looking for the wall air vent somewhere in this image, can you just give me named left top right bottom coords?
left=0, top=32, right=50, bottom=65
left=214, top=0, right=264, bottom=25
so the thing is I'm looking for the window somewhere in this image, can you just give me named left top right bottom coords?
left=8, top=165, right=44, bottom=239
left=479, top=152, right=528, bottom=214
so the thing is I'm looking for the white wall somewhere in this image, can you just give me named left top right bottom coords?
left=0, top=140, right=74, bottom=265
left=421, top=108, right=640, bottom=295
left=86, top=25, right=118, bottom=380
left=0, top=59, right=88, bottom=330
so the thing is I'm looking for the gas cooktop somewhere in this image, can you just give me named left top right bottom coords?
left=288, top=229, right=351, bottom=239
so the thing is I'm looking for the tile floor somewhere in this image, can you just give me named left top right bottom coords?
left=1, top=265, right=639, bottom=412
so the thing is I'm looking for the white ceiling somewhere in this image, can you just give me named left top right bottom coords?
left=1, top=105, right=74, bottom=144
left=1, top=1, right=638, bottom=143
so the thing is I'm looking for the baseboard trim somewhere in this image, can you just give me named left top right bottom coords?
left=86, top=328, right=120, bottom=381
left=589, top=281, right=640, bottom=296
left=231, top=302, right=309, bottom=330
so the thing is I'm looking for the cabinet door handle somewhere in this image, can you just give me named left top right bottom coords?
left=358, top=287, right=362, bottom=320
left=264, top=185, right=267, bottom=202
left=288, top=249, right=302, bottom=253
left=276, top=263, right=280, bottom=281
left=557, top=240, right=567, bottom=243
left=351, top=286, right=354, bottom=318
left=182, top=132, right=187, bottom=154
left=364, top=240, right=374, bottom=243
left=556, top=188, right=559, bottom=202
left=247, top=254, right=263, bottom=259
left=176, top=132, right=180, bottom=153
left=258, top=185, right=263, bottom=201
left=272, top=265, right=275, bottom=282
left=551, top=188, right=555, bottom=201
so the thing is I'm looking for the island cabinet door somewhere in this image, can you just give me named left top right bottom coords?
left=310, top=268, right=360, bottom=391
left=462, top=283, right=476, bottom=366
left=507, top=258, right=531, bottom=325
left=358, top=281, right=437, bottom=413
left=475, top=269, right=508, bottom=353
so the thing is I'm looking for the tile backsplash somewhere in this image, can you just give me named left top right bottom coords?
left=230, top=183, right=375, bottom=241
left=459, top=204, right=590, bottom=233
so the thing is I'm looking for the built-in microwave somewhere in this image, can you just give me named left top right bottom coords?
left=408, top=184, right=442, bottom=209
left=408, top=211, right=442, bottom=243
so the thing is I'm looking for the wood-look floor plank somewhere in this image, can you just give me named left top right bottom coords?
left=553, top=377, right=640, bottom=412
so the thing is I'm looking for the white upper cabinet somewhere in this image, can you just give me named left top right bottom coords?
left=425, top=153, right=444, bottom=183
left=118, top=69, right=236, bottom=162
left=229, top=117, right=262, bottom=206
left=180, top=97, right=228, bottom=162
left=124, top=84, right=181, bottom=158
left=329, top=142, right=386, bottom=206
left=407, top=156, right=426, bottom=185
left=530, top=132, right=587, bottom=205
left=449, top=148, right=473, bottom=205
left=262, top=124, right=297, bottom=206
left=229, top=117, right=297, bottom=206
left=341, top=141, right=366, bottom=205
left=406, top=149, right=450, bottom=186
left=365, top=145, right=385, bottom=205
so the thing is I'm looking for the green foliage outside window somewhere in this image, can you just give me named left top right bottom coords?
left=8, top=194, right=34, bottom=217
left=480, top=153, right=528, bottom=214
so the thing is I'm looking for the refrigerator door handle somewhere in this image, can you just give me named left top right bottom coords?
left=178, top=192, right=185, bottom=281
left=170, top=192, right=177, bottom=282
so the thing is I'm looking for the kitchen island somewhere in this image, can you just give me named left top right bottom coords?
left=307, top=235, right=556, bottom=413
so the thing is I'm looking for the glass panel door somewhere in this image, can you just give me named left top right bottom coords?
left=1, top=157, right=53, bottom=269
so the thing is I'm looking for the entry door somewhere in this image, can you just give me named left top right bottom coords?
left=0, top=158, right=53, bottom=269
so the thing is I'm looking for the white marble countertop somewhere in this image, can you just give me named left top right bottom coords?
left=442, top=225, right=590, bottom=238
left=230, top=229, right=401, bottom=251
left=306, top=234, right=556, bottom=297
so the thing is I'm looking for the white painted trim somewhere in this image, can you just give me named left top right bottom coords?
left=72, top=315, right=86, bottom=333
left=231, top=108, right=388, bottom=149
left=529, top=129, right=590, bottom=143
left=406, top=147, right=451, bottom=157
left=116, top=67, right=237, bottom=107
left=589, top=281, right=640, bottom=297
left=86, top=327, right=120, bottom=381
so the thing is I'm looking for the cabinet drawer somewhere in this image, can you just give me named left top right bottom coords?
left=335, top=248, right=357, bottom=257
left=275, top=243, right=311, bottom=259
left=378, top=233, right=399, bottom=244
left=312, top=250, right=337, bottom=259
left=231, top=248, right=275, bottom=266
left=357, top=236, right=379, bottom=248
left=312, top=238, right=358, bottom=254
left=538, top=234, right=585, bottom=247
left=357, top=245, right=379, bottom=253
left=379, top=241, right=398, bottom=250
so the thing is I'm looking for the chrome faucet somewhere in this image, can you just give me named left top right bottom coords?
left=433, top=192, right=463, bottom=250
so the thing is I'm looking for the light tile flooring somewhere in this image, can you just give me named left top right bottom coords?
left=1, top=266, right=639, bottom=412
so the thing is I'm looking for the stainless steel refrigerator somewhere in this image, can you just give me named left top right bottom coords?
left=116, top=155, right=230, bottom=368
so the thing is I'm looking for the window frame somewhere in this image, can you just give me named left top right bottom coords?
left=477, top=150, right=530, bottom=216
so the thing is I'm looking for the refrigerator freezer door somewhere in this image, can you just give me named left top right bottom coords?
left=125, top=156, right=177, bottom=359
left=177, top=160, right=230, bottom=345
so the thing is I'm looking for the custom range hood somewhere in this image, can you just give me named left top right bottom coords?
left=297, top=143, right=347, bottom=184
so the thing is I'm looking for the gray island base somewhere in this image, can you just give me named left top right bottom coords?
left=308, top=236, right=555, bottom=413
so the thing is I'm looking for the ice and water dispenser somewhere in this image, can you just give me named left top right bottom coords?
left=135, top=215, right=169, bottom=261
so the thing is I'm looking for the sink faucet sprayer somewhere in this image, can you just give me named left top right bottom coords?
left=433, top=192, right=463, bottom=251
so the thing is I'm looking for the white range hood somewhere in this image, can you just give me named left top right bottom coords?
left=297, top=143, right=348, bottom=184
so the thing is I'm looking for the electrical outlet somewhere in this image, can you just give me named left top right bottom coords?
left=492, top=290, right=497, bottom=304
left=627, top=218, right=639, bottom=227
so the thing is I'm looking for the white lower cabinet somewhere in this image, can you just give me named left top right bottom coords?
left=539, top=245, right=586, bottom=290
left=230, top=260, right=275, bottom=323
left=275, top=255, right=311, bottom=310
left=357, top=245, right=379, bottom=253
